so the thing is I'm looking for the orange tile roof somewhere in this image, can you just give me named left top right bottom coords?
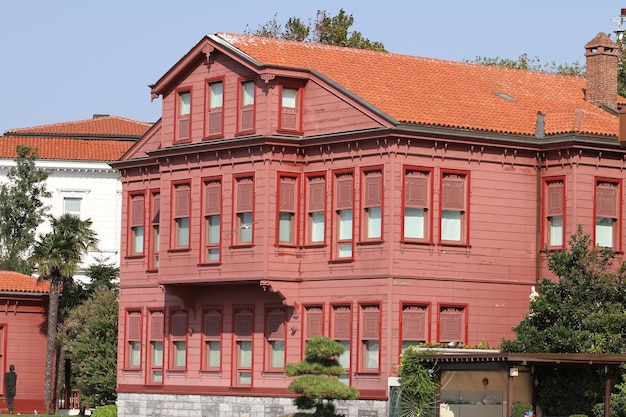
left=216, top=33, right=619, bottom=137
left=0, top=271, right=49, bottom=294
left=1, top=116, right=152, bottom=161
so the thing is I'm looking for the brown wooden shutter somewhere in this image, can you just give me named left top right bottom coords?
left=131, top=195, right=144, bottom=227
left=152, top=194, right=160, bottom=224
left=150, top=311, right=164, bottom=340
left=597, top=182, right=618, bottom=218
left=281, top=110, right=297, bottom=130
left=208, top=110, right=223, bottom=135
left=174, top=184, right=190, bottom=218
left=236, top=178, right=254, bottom=212
left=333, top=306, right=351, bottom=340
left=241, top=108, right=254, bottom=131
left=267, top=308, right=286, bottom=340
left=128, top=311, right=142, bottom=341
left=335, top=174, right=353, bottom=210
left=308, top=178, right=325, bottom=212
left=204, top=309, right=222, bottom=338
left=171, top=311, right=187, bottom=338
left=235, top=309, right=253, bottom=337
left=405, top=171, right=429, bottom=208
left=402, top=305, right=426, bottom=340
left=305, top=306, right=323, bottom=339
left=204, top=180, right=221, bottom=216
left=361, top=306, right=380, bottom=339
left=363, top=171, right=382, bottom=208
left=440, top=307, right=463, bottom=342
left=178, top=117, right=190, bottom=140
left=279, top=177, right=296, bottom=212
left=442, top=174, right=466, bottom=211
left=546, top=180, right=564, bottom=216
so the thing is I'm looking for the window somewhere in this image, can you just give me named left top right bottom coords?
left=331, top=304, right=351, bottom=384
left=307, top=175, right=326, bottom=244
left=148, top=310, right=164, bottom=384
left=265, top=307, right=287, bottom=370
left=63, top=197, right=81, bottom=217
left=202, top=307, right=222, bottom=370
left=359, top=304, right=380, bottom=372
left=361, top=169, right=383, bottom=240
left=233, top=175, right=254, bottom=245
left=149, top=192, right=160, bottom=270
left=170, top=310, right=187, bottom=369
left=304, top=305, right=324, bottom=341
left=126, top=310, right=142, bottom=369
left=279, top=86, right=302, bottom=132
left=403, top=167, right=432, bottom=241
left=176, top=90, right=191, bottom=141
left=129, top=194, right=145, bottom=255
left=278, top=174, right=299, bottom=245
left=334, top=171, right=354, bottom=259
left=438, top=305, right=466, bottom=344
left=203, top=178, right=222, bottom=262
left=595, top=178, right=621, bottom=250
left=401, top=304, right=428, bottom=352
left=440, top=171, right=469, bottom=244
left=239, top=80, right=255, bottom=132
left=234, top=307, right=254, bottom=386
left=172, top=183, right=191, bottom=248
left=544, top=177, right=565, bottom=248
left=207, top=80, right=224, bottom=137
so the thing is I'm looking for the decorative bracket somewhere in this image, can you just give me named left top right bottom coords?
left=202, top=45, right=215, bottom=67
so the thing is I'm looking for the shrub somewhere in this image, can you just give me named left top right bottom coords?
left=511, top=402, right=533, bottom=417
left=91, top=404, right=117, bottom=417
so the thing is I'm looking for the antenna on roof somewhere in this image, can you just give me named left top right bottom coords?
left=612, top=8, right=626, bottom=41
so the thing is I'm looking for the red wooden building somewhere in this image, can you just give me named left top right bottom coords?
left=0, top=271, right=49, bottom=414
left=114, top=32, right=626, bottom=416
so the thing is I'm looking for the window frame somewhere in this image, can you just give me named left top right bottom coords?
left=330, top=303, right=352, bottom=385
left=276, top=173, right=300, bottom=246
left=332, top=170, right=355, bottom=261
left=205, top=77, right=225, bottom=138
left=63, top=196, right=82, bottom=217
left=594, top=177, right=622, bottom=251
left=437, top=304, right=467, bottom=345
left=233, top=306, right=254, bottom=387
left=171, top=181, right=191, bottom=250
left=147, top=310, right=164, bottom=385
left=305, top=173, right=327, bottom=246
left=399, top=302, right=430, bottom=355
left=201, top=306, right=223, bottom=371
left=542, top=176, right=566, bottom=249
left=169, top=309, right=188, bottom=371
left=278, top=84, right=304, bottom=134
left=358, top=302, right=381, bottom=373
left=201, top=177, right=222, bottom=264
left=265, top=305, right=287, bottom=371
left=402, top=166, right=433, bottom=243
left=237, top=79, right=256, bottom=134
left=360, top=167, right=384, bottom=243
left=125, top=309, right=143, bottom=370
left=175, top=87, right=192, bottom=142
left=148, top=190, right=160, bottom=271
left=232, top=174, right=255, bottom=247
left=128, top=192, right=146, bottom=257
left=439, top=169, right=470, bottom=246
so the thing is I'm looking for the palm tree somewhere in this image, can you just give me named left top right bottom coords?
left=30, top=214, right=98, bottom=414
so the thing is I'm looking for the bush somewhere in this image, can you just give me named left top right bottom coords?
left=570, top=414, right=588, bottom=417
left=511, top=402, right=533, bottom=417
left=91, top=404, right=117, bottom=417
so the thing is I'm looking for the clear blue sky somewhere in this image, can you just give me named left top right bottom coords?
left=0, top=0, right=622, bottom=134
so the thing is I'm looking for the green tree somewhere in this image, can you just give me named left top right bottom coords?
left=246, top=9, right=386, bottom=52
left=501, top=226, right=626, bottom=416
left=397, top=348, right=437, bottom=417
left=286, top=336, right=359, bottom=416
left=467, top=53, right=585, bottom=76
left=59, top=286, right=118, bottom=407
left=0, top=145, right=50, bottom=274
left=30, top=213, right=98, bottom=414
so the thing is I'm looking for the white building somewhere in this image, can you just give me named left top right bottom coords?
left=0, top=115, right=152, bottom=280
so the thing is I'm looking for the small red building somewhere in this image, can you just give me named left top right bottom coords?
left=114, top=32, right=626, bottom=416
left=0, top=271, right=49, bottom=414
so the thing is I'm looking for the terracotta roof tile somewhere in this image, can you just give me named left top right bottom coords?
left=0, top=271, right=49, bottom=294
left=217, top=33, right=619, bottom=137
left=4, top=116, right=152, bottom=137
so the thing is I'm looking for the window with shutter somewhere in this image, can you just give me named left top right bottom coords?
left=234, top=176, right=254, bottom=244
left=203, top=307, right=222, bottom=370
left=401, top=304, right=428, bottom=351
left=278, top=175, right=298, bottom=244
left=362, top=169, right=383, bottom=240
left=440, top=171, right=468, bottom=244
left=307, top=175, right=326, bottom=244
left=177, top=90, right=191, bottom=141
left=173, top=183, right=191, bottom=248
left=149, top=192, right=160, bottom=270
left=126, top=310, right=142, bottom=368
left=334, top=172, right=354, bottom=259
left=129, top=194, right=145, bottom=255
left=279, top=87, right=301, bottom=132
left=403, top=168, right=431, bottom=241
left=239, top=81, right=255, bottom=132
left=332, top=305, right=351, bottom=384
left=170, top=310, right=187, bottom=369
left=544, top=177, right=565, bottom=248
left=203, top=179, right=222, bottom=262
left=305, top=306, right=324, bottom=340
left=266, top=307, right=287, bottom=369
left=207, top=80, right=223, bottom=137
left=595, top=179, right=621, bottom=249
left=360, top=304, right=380, bottom=371
left=439, top=306, right=465, bottom=343
left=234, top=307, right=254, bottom=386
left=148, top=310, right=164, bottom=384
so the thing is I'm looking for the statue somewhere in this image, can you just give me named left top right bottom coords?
left=4, top=364, right=16, bottom=414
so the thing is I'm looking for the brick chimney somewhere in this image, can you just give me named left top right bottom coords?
left=585, top=32, right=618, bottom=108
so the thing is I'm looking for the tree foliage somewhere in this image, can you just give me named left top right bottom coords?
left=59, top=286, right=118, bottom=407
left=0, top=145, right=50, bottom=274
left=286, top=336, right=358, bottom=416
left=467, top=53, right=585, bottom=76
left=501, top=226, right=626, bottom=416
left=245, top=9, right=386, bottom=51
left=398, top=348, right=437, bottom=417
